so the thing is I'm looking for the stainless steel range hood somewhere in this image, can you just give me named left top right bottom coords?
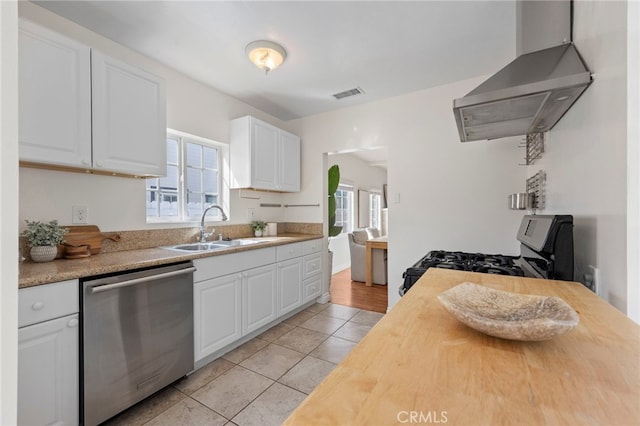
left=453, top=42, right=592, bottom=142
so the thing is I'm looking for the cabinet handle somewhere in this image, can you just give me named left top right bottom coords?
left=67, top=318, right=79, bottom=328
left=31, top=301, right=44, bottom=311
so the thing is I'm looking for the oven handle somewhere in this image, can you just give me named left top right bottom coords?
left=88, top=266, right=197, bottom=294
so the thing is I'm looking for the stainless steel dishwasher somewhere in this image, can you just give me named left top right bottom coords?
left=81, top=261, right=195, bottom=426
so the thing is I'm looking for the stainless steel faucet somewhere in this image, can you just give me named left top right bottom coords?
left=200, top=205, right=228, bottom=242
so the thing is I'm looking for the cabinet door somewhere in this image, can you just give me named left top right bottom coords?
left=242, top=264, right=277, bottom=334
left=18, top=20, right=92, bottom=168
left=279, top=130, right=301, bottom=192
left=92, top=51, right=166, bottom=176
left=194, top=274, right=242, bottom=362
left=277, top=258, right=303, bottom=317
left=250, top=119, right=279, bottom=190
left=18, top=313, right=79, bottom=426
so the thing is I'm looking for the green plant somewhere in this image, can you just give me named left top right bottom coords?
left=20, top=220, right=68, bottom=247
left=328, top=164, right=342, bottom=237
left=251, top=220, right=267, bottom=231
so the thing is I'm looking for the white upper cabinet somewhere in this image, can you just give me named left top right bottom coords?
left=18, top=20, right=92, bottom=168
left=250, top=119, right=279, bottom=189
left=279, top=130, right=301, bottom=192
left=18, top=20, right=166, bottom=177
left=230, top=116, right=301, bottom=192
left=91, top=52, right=166, bottom=175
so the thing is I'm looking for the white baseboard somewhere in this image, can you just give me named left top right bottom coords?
left=317, top=292, right=331, bottom=304
left=332, top=263, right=350, bottom=274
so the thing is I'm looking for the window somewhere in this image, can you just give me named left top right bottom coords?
left=369, top=192, right=381, bottom=229
left=146, top=130, right=225, bottom=222
left=335, top=184, right=354, bottom=234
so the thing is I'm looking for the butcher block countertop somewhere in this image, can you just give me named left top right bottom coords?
left=19, top=234, right=322, bottom=288
left=284, top=268, right=640, bottom=425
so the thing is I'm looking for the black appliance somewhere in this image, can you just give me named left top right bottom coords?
left=399, top=215, right=574, bottom=296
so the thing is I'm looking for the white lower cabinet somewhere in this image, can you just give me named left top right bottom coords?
left=302, top=241, right=323, bottom=303
left=194, top=273, right=242, bottom=362
left=242, top=264, right=277, bottom=335
left=277, top=257, right=303, bottom=317
left=303, top=274, right=323, bottom=304
left=18, top=280, right=79, bottom=426
left=18, top=314, right=79, bottom=426
left=193, top=239, right=322, bottom=362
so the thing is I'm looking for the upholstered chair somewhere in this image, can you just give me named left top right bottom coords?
left=348, top=229, right=387, bottom=285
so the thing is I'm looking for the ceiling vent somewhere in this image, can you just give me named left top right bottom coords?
left=333, top=87, right=365, bottom=100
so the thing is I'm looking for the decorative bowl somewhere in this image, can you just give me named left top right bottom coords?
left=437, top=282, right=579, bottom=341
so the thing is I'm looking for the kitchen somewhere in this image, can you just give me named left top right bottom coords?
left=1, top=0, right=639, bottom=424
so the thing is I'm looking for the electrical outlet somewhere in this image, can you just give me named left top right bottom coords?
left=72, top=206, right=88, bottom=224
left=247, top=208, right=255, bottom=219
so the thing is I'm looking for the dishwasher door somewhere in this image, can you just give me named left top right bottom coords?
left=82, top=261, right=195, bottom=426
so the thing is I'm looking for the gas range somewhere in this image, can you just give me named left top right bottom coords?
left=399, top=215, right=574, bottom=296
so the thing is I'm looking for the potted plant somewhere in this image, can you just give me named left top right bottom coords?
left=251, top=220, right=267, bottom=237
left=328, top=164, right=343, bottom=238
left=327, top=164, right=342, bottom=280
left=21, top=220, right=68, bottom=262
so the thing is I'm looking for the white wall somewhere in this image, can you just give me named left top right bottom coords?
left=0, top=2, right=18, bottom=425
left=626, top=0, right=640, bottom=323
left=288, top=77, right=525, bottom=309
left=18, top=2, right=291, bottom=232
left=327, top=152, right=387, bottom=273
left=0, top=2, right=19, bottom=423
left=532, top=0, right=630, bottom=313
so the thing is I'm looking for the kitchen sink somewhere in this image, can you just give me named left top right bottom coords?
left=163, top=239, right=264, bottom=252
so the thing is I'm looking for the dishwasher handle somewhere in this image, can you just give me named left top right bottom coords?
left=88, top=266, right=197, bottom=294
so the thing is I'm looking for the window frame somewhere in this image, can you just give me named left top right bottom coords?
left=146, top=129, right=228, bottom=224
left=369, top=191, right=382, bottom=230
left=335, top=183, right=355, bottom=235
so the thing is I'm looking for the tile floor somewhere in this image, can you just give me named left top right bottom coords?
left=104, top=303, right=384, bottom=426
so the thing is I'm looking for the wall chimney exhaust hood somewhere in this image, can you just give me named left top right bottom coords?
left=453, top=42, right=592, bottom=142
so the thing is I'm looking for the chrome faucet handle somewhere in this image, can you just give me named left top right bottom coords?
left=200, top=228, right=215, bottom=242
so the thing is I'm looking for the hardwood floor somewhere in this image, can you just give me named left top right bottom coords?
left=329, top=268, right=387, bottom=313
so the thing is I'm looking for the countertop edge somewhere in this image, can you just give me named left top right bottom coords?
left=19, top=234, right=324, bottom=288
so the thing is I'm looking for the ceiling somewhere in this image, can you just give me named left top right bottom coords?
left=32, top=1, right=516, bottom=123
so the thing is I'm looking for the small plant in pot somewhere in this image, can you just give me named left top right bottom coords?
left=251, top=220, right=267, bottom=237
left=21, top=220, right=68, bottom=262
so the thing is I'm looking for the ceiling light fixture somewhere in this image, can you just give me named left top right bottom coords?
left=245, top=40, right=287, bottom=75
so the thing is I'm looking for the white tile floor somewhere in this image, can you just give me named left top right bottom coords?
left=103, top=303, right=384, bottom=426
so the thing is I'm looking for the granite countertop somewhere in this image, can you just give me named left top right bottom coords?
left=19, top=234, right=323, bottom=288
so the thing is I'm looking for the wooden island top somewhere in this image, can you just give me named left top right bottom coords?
left=284, top=268, right=639, bottom=425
